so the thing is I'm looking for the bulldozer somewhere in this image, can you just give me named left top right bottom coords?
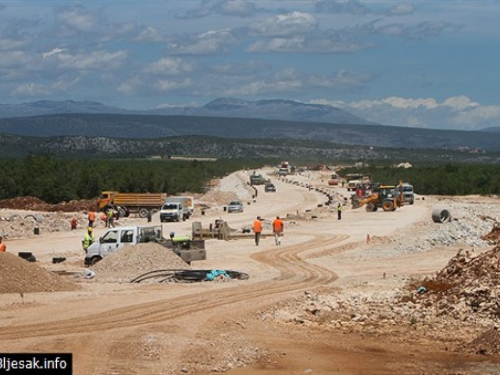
left=355, top=182, right=404, bottom=212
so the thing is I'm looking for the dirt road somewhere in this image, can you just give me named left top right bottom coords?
left=1, top=169, right=499, bottom=374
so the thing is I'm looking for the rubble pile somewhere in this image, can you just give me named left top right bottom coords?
left=0, top=252, right=79, bottom=294
left=0, top=211, right=92, bottom=239
left=482, top=223, right=500, bottom=245
left=91, top=242, right=190, bottom=282
left=416, top=245, right=500, bottom=320
left=0, top=196, right=96, bottom=212
left=369, top=202, right=500, bottom=255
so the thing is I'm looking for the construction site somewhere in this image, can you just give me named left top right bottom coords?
left=1, top=167, right=500, bottom=374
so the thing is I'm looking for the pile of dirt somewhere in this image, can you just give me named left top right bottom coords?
left=466, top=328, right=500, bottom=355
left=91, top=242, right=191, bottom=282
left=482, top=223, right=500, bottom=244
left=0, top=196, right=96, bottom=212
left=0, top=252, right=79, bottom=294
left=416, top=245, right=500, bottom=320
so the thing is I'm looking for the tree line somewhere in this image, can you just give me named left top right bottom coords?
left=0, top=155, right=499, bottom=204
left=0, top=154, right=271, bottom=204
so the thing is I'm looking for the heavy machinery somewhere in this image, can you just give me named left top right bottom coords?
left=355, top=182, right=404, bottom=212
left=250, top=172, right=266, bottom=185
left=98, top=191, right=166, bottom=218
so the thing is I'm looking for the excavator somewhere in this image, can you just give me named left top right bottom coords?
left=355, top=181, right=405, bottom=212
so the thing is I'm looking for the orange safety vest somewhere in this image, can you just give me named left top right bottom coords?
left=273, top=219, right=284, bottom=233
left=253, top=220, right=262, bottom=233
left=88, top=212, right=95, bottom=221
left=0, top=242, right=6, bottom=252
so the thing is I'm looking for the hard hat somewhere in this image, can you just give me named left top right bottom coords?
left=88, top=227, right=93, bottom=232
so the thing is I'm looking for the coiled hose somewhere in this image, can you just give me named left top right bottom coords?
left=130, top=269, right=250, bottom=283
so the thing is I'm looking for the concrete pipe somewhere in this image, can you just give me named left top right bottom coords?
left=432, top=208, right=452, bottom=223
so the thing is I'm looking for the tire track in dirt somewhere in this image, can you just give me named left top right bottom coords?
left=0, top=233, right=347, bottom=340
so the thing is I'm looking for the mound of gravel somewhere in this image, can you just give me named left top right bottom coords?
left=0, top=252, right=79, bottom=294
left=91, top=243, right=190, bottom=282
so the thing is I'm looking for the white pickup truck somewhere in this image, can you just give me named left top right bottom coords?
left=85, top=225, right=162, bottom=266
left=84, top=225, right=206, bottom=266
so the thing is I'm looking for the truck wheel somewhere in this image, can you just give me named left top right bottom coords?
left=138, top=208, right=149, bottom=218
left=90, top=256, right=102, bottom=266
left=382, top=200, right=394, bottom=211
left=118, top=207, right=127, bottom=218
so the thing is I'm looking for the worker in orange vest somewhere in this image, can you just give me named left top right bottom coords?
left=253, top=216, right=263, bottom=246
left=272, top=216, right=284, bottom=246
left=0, top=236, right=6, bottom=252
left=88, top=211, right=96, bottom=228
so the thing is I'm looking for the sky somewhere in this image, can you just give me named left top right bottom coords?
left=0, top=0, right=499, bottom=131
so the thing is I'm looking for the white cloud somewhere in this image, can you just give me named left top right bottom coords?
left=246, top=34, right=371, bottom=53
left=314, top=0, right=414, bottom=16
left=144, top=57, right=195, bottom=76
left=11, top=83, right=47, bottom=97
left=0, top=51, right=31, bottom=68
left=310, top=96, right=500, bottom=130
left=55, top=6, right=100, bottom=33
left=166, top=29, right=239, bottom=54
left=442, top=96, right=479, bottom=110
left=44, top=49, right=128, bottom=70
left=215, top=0, right=257, bottom=17
left=155, top=78, right=193, bottom=92
left=248, top=12, right=318, bottom=37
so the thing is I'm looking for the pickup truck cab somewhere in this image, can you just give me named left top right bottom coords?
left=85, top=225, right=162, bottom=266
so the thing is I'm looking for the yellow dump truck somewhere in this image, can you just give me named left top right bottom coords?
left=98, top=191, right=167, bottom=218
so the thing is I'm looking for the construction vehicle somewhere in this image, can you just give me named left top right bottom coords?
left=355, top=182, right=404, bottom=212
left=159, top=196, right=194, bottom=222
left=327, top=173, right=340, bottom=186
left=345, top=174, right=371, bottom=191
left=250, top=172, right=266, bottom=185
left=84, top=225, right=206, bottom=266
left=98, top=191, right=166, bottom=218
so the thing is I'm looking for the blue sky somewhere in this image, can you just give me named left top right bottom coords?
left=0, top=0, right=499, bottom=130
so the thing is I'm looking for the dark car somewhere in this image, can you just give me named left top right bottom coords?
left=265, top=183, right=276, bottom=192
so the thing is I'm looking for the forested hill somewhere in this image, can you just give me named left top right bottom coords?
left=0, top=133, right=498, bottom=164
left=0, top=113, right=499, bottom=151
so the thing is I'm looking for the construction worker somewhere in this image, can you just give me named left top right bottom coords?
left=88, top=211, right=96, bottom=228
left=100, top=212, right=108, bottom=226
left=82, top=227, right=95, bottom=252
left=253, top=216, right=263, bottom=246
left=71, top=217, right=78, bottom=230
left=272, top=216, right=284, bottom=246
left=0, top=236, right=6, bottom=252
left=337, top=203, right=343, bottom=220
left=107, top=207, right=115, bottom=228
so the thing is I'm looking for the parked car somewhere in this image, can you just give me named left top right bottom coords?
left=265, top=183, right=276, bottom=192
left=227, top=200, right=244, bottom=213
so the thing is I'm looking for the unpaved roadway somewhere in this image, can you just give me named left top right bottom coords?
left=1, top=168, right=498, bottom=374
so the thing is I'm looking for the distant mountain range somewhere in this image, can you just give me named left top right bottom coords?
left=0, top=98, right=374, bottom=125
left=0, top=98, right=499, bottom=154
